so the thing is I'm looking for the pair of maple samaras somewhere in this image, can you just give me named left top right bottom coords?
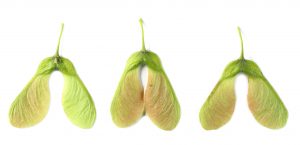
left=9, top=19, right=288, bottom=130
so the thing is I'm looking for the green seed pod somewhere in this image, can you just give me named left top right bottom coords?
left=111, top=19, right=180, bottom=130
left=9, top=24, right=96, bottom=128
left=200, top=27, right=288, bottom=130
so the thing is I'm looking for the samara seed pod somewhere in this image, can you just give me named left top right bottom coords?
left=111, top=19, right=180, bottom=130
left=200, top=27, right=288, bottom=130
left=9, top=24, right=96, bottom=128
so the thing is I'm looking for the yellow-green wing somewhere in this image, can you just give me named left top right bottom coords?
left=199, top=77, right=236, bottom=130
left=111, top=67, right=144, bottom=127
left=248, top=77, right=288, bottom=129
left=9, top=75, right=51, bottom=128
left=145, top=68, right=180, bottom=130
left=62, top=74, right=96, bottom=129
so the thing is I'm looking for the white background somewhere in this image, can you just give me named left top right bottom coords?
left=0, top=0, right=299, bottom=145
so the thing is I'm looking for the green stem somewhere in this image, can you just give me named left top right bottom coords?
left=237, top=26, right=244, bottom=59
left=55, top=23, right=64, bottom=57
left=139, top=18, right=146, bottom=51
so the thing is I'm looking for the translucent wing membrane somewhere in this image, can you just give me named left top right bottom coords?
left=111, top=67, right=144, bottom=127
left=62, top=74, right=96, bottom=129
left=200, top=77, right=236, bottom=130
left=9, top=75, right=51, bottom=128
left=248, top=77, right=288, bottom=129
left=145, top=68, right=180, bottom=130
